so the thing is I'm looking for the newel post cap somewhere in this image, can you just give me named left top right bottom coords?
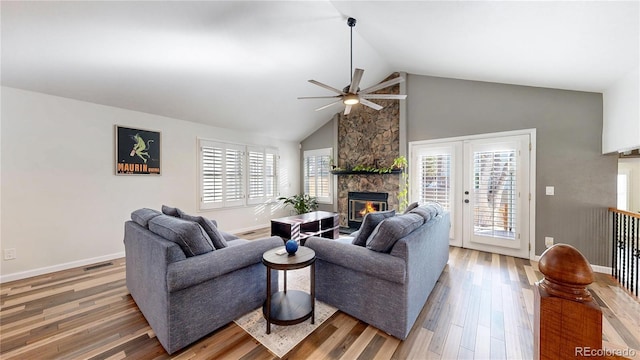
left=537, top=243, right=594, bottom=302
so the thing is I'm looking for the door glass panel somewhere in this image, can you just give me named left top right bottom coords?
left=473, top=150, right=516, bottom=239
left=418, top=153, right=451, bottom=211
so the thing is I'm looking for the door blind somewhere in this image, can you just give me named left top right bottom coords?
left=473, top=150, right=517, bottom=239
left=418, top=153, right=451, bottom=210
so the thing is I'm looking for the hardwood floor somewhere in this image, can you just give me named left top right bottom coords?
left=1, top=230, right=639, bottom=359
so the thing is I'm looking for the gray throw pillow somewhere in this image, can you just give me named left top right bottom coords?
left=161, top=205, right=180, bottom=217
left=178, top=212, right=228, bottom=249
left=409, top=206, right=433, bottom=222
left=403, top=202, right=419, bottom=214
left=410, top=202, right=443, bottom=222
left=148, top=215, right=215, bottom=256
left=366, top=213, right=425, bottom=253
left=130, top=208, right=161, bottom=227
left=351, top=210, right=396, bottom=247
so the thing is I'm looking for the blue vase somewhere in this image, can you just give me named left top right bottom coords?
left=285, top=239, right=299, bottom=255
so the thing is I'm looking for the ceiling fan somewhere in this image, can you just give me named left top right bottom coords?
left=298, top=17, right=407, bottom=116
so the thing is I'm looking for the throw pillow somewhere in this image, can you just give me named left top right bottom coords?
left=178, top=211, right=228, bottom=249
left=366, top=213, right=425, bottom=253
left=161, top=205, right=180, bottom=217
left=130, top=208, right=161, bottom=227
left=410, top=202, right=443, bottom=222
left=403, top=202, right=419, bottom=214
left=351, top=210, right=396, bottom=247
left=409, top=207, right=433, bottom=222
left=148, top=215, right=215, bottom=257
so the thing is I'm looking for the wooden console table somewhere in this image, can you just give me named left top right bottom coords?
left=270, top=211, right=339, bottom=244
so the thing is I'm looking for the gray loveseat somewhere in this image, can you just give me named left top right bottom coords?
left=305, top=203, right=450, bottom=340
left=124, top=207, right=281, bottom=354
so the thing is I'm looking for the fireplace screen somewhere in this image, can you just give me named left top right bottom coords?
left=347, top=192, right=389, bottom=229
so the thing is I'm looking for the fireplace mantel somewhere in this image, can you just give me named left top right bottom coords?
left=331, top=169, right=403, bottom=176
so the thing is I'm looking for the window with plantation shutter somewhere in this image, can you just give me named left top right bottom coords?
left=303, top=148, right=332, bottom=204
left=247, top=147, right=278, bottom=204
left=201, top=146, right=223, bottom=206
left=224, top=145, right=244, bottom=207
left=199, top=139, right=278, bottom=210
left=265, top=150, right=277, bottom=199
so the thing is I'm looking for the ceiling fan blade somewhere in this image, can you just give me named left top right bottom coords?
left=344, top=105, right=352, bottom=115
left=315, top=100, right=343, bottom=111
left=359, top=76, right=405, bottom=94
left=298, top=96, right=341, bottom=99
left=308, top=80, right=345, bottom=95
left=360, top=94, right=408, bottom=100
left=348, top=68, right=364, bottom=94
left=360, top=98, right=383, bottom=111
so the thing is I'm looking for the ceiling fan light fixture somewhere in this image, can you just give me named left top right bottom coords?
left=299, top=16, right=406, bottom=114
left=343, top=94, right=360, bottom=105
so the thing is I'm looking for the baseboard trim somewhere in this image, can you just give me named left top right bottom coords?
left=0, top=252, right=125, bottom=284
left=533, top=255, right=611, bottom=274
left=229, top=223, right=271, bottom=235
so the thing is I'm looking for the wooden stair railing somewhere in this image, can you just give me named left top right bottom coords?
left=534, top=243, right=602, bottom=360
left=609, top=207, right=639, bottom=297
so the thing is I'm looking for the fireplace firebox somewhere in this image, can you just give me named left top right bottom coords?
left=348, top=191, right=389, bottom=229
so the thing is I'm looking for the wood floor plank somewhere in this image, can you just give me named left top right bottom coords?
left=338, top=325, right=377, bottom=360
left=441, top=324, right=463, bottom=360
left=371, top=334, right=400, bottom=360
left=2, top=239, right=639, bottom=360
left=304, top=312, right=358, bottom=359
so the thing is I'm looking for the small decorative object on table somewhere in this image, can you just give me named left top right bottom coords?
left=285, top=239, right=299, bottom=255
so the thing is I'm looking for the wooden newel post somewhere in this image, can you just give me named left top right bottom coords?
left=534, top=244, right=602, bottom=360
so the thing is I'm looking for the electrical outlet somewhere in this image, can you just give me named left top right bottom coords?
left=545, top=237, right=554, bottom=248
left=4, top=248, right=16, bottom=260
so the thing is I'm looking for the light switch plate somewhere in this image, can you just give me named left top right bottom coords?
left=545, top=186, right=554, bottom=196
left=545, top=237, right=554, bottom=248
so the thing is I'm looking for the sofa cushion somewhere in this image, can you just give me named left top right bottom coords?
left=148, top=215, right=215, bottom=256
left=408, top=207, right=432, bottom=222
left=352, top=210, right=396, bottom=247
left=366, top=213, right=425, bottom=253
left=403, top=202, right=419, bottom=214
left=178, top=212, right=228, bottom=249
left=161, top=205, right=180, bottom=217
left=409, top=202, right=443, bottom=222
left=131, top=208, right=161, bottom=227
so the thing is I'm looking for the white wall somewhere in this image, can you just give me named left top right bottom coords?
left=603, top=66, right=640, bottom=154
left=619, top=158, right=640, bottom=213
left=0, top=87, right=299, bottom=281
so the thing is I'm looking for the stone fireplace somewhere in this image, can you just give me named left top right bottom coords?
left=335, top=73, right=402, bottom=228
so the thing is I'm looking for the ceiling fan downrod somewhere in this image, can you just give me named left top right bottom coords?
left=348, top=17, right=356, bottom=86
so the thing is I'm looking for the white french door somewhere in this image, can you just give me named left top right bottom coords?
left=410, top=130, right=534, bottom=259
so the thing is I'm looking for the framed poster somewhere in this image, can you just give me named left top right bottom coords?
left=115, top=125, right=161, bottom=175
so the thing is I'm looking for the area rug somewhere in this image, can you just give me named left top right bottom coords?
left=234, top=268, right=338, bottom=358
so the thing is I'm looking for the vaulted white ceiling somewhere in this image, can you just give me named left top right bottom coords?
left=2, top=1, right=638, bottom=141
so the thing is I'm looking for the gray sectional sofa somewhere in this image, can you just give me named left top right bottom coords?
left=305, top=203, right=450, bottom=339
left=124, top=206, right=282, bottom=354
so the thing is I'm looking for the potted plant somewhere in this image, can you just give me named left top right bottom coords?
left=277, top=194, right=319, bottom=214
left=393, top=156, right=410, bottom=211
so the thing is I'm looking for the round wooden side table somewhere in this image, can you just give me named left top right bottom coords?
left=262, top=246, right=316, bottom=334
